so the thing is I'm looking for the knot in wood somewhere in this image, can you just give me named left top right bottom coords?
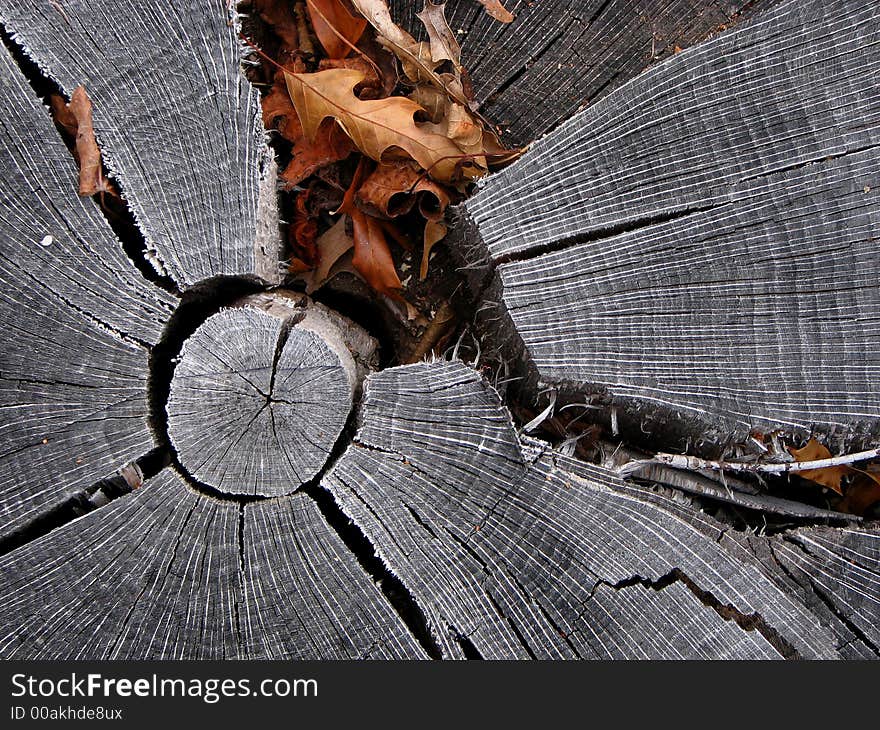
left=167, top=293, right=376, bottom=497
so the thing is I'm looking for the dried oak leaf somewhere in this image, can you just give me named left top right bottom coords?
left=282, top=117, right=355, bottom=187
left=787, top=438, right=847, bottom=494
left=350, top=209, right=402, bottom=297
left=838, top=467, right=880, bottom=515
left=254, top=0, right=301, bottom=50
left=421, top=219, right=447, bottom=280
left=60, top=86, right=116, bottom=198
left=356, top=161, right=452, bottom=220
left=477, top=0, right=514, bottom=23
left=284, top=67, right=481, bottom=183
left=416, top=1, right=461, bottom=65
left=306, top=0, right=367, bottom=59
left=307, top=216, right=355, bottom=292
left=351, top=0, right=471, bottom=106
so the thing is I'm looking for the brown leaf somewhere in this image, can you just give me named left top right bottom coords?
left=64, top=86, right=115, bottom=198
left=476, top=0, right=514, bottom=23
left=306, top=0, right=368, bottom=59
left=838, top=468, right=880, bottom=515
left=284, top=67, right=482, bottom=182
left=416, top=1, right=461, bottom=66
left=787, top=438, right=847, bottom=494
left=281, top=117, right=355, bottom=187
left=49, top=93, right=78, bottom=137
left=350, top=209, right=402, bottom=297
left=262, top=72, right=302, bottom=139
left=307, top=216, right=355, bottom=292
left=356, top=161, right=452, bottom=220
left=350, top=0, right=471, bottom=106
left=290, top=190, right=319, bottom=265
left=421, top=219, right=447, bottom=279
left=254, top=0, right=301, bottom=50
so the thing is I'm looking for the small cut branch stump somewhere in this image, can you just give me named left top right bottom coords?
left=0, top=0, right=878, bottom=660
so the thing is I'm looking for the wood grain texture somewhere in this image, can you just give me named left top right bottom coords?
left=460, top=0, right=880, bottom=440
left=771, top=526, right=880, bottom=653
left=392, top=0, right=777, bottom=145
left=167, top=305, right=354, bottom=496
left=0, top=471, right=425, bottom=659
left=322, top=360, right=866, bottom=659
left=0, top=0, right=267, bottom=287
left=0, top=40, right=176, bottom=541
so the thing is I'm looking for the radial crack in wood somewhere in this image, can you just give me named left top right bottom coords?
left=321, top=360, right=878, bottom=658
left=0, top=39, right=176, bottom=541
left=0, top=470, right=426, bottom=659
left=167, top=293, right=376, bottom=497
left=453, top=0, right=880, bottom=446
left=0, top=0, right=272, bottom=287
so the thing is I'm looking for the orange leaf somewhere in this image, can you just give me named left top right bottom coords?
left=281, top=118, right=355, bottom=187
left=477, top=0, right=514, bottom=23
left=306, top=0, right=367, bottom=59
left=787, top=438, right=847, bottom=494
left=350, top=209, right=402, bottom=297
left=356, top=161, right=452, bottom=220
left=60, top=86, right=116, bottom=198
left=838, top=468, right=880, bottom=515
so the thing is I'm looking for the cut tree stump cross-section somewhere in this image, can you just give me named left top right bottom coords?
left=167, top=292, right=377, bottom=497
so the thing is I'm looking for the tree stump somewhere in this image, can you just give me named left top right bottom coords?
left=167, top=292, right=375, bottom=496
left=0, top=0, right=877, bottom=660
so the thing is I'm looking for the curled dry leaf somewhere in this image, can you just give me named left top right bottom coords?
left=421, top=219, right=447, bottom=280
left=350, top=209, right=402, bottom=297
left=788, top=438, right=847, bottom=493
left=284, top=67, right=482, bottom=183
left=282, top=118, right=355, bottom=187
left=291, top=190, right=319, bottom=265
left=356, top=162, right=452, bottom=220
left=306, top=0, right=368, bottom=59
left=477, top=0, right=514, bottom=23
left=307, top=216, right=355, bottom=292
left=351, top=0, right=471, bottom=106
left=838, top=467, right=880, bottom=515
left=416, top=1, right=461, bottom=65
left=57, top=86, right=116, bottom=198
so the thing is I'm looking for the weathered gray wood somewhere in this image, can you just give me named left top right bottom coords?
left=0, top=0, right=269, bottom=287
left=771, top=526, right=880, bottom=653
left=167, top=293, right=375, bottom=496
left=0, top=470, right=425, bottom=659
left=393, top=0, right=776, bottom=145
left=456, top=0, right=880, bottom=443
left=0, top=40, right=176, bottom=541
left=323, top=360, right=869, bottom=659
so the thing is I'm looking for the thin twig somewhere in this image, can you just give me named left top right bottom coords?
left=641, top=448, right=880, bottom=476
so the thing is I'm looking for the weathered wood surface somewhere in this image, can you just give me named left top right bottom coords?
left=0, top=0, right=877, bottom=661
left=2, top=361, right=875, bottom=658
left=0, top=39, right=175, bottom=542
left=0, top=471, right=425, bottom=659
left=168, top=293, right=374, bottom=496
left=458, top=0, right=880, bottom=444
left=0, top=0, right=268, bottom=287
left=392, top=0, right=778, bottom=145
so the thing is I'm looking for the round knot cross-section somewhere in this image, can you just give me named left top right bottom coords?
left=166, top=295, right=372, bottom=497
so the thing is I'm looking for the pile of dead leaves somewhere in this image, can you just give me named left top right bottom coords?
left=250, top=0, right=519, bottom=299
